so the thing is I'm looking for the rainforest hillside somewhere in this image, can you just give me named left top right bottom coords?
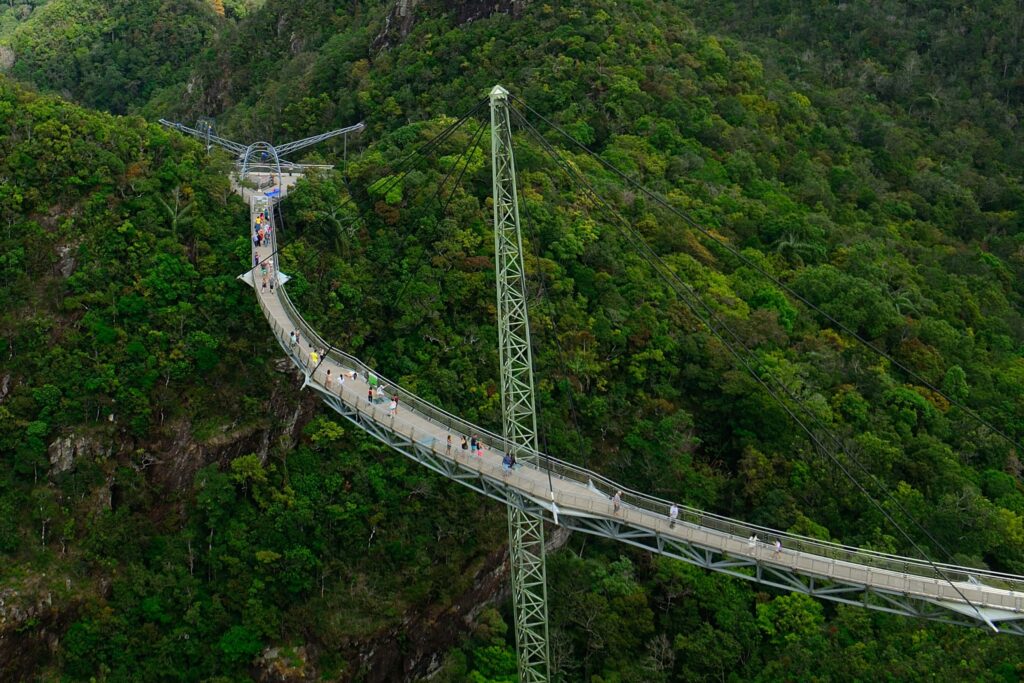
left=2, top=0, right=1024, bottom=680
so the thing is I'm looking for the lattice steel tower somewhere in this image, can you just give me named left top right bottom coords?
left=490, top=84, right=550, bottom=682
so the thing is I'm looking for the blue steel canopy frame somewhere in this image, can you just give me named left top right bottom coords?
left=240, top=141, right=284, bottom=193
left=158, top=118, right=365, bottom=165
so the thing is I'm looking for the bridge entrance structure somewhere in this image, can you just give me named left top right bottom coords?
left=158, top=117, right=365, bottom=192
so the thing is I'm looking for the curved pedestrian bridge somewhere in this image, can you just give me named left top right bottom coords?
left=242, top=188, right=1024, bottom=636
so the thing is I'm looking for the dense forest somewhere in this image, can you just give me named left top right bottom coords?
left=2, top=0, right=1024, bottom=680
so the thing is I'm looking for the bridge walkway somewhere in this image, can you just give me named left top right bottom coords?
left=243, top=190, right=1024, bottom=634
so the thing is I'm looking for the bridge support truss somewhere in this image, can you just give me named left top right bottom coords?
left=291, top=375, right=1024, bottom=639
left=491, top=84, right=550, bottom=682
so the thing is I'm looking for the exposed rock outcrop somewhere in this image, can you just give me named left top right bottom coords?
left=55, top=244, right=77, bottom=278
left=47, top=434, right=111, bottom=476
left=148, top=368, right=315, bottom=493
left=0, top=584, right=82, bottom=683
left=372, top=0, right=524, bottom=54
left=257, top=645, right=317, bottom=682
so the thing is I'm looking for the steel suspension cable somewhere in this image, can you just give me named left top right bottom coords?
left=266, top=110, right=472, bottom=381
left=512, top=106, right=995, bottom=629
left=442, top=120, right=488, bottom=217
left=512, top=144, right=591, bottom=475
left=378, top=118, right=489, bottom=321
left=248, top=102, right=488, bottom=386
left=434, top=119, right=487, bottom=214
left=505, top=108, right=979, bottom=567
left=522, top=114, right=960, bottom=563
left=511, top=96, right=1023, bottom=458
left=265, top=100, right=488, bottom=377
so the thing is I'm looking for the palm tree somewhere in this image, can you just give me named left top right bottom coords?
left=157, top=185, right=195, bottom=240
left=889, top=286, right=920, bottom=316
left=773, top=232, right=817, bottom=265
left=314, top=206, right=358, bottom=257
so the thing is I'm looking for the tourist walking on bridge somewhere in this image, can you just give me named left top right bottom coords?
left=669, top=503, right=679, bottom=529
left=612, top=490, right=622, bottom=514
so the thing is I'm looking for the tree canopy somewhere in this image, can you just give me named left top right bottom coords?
left=1, top=0, right=1024, bottom=678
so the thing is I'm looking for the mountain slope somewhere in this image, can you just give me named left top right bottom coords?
left=3, top=0, right=1024, bottom=679
left=3, top=0, right=220, bottom=114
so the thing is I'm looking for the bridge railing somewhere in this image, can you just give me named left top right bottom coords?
left=250, top=197, right=1024, bottom=598
left=244, top=163, right=335, bottom=173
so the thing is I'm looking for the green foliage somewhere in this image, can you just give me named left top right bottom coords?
left=2, top=0, right=1024, bottom=678
left=467, top=645, right=517, bottom=683
left=219, top=625, right=262, bottom=663
left=5, top=0, right=220, bottom=114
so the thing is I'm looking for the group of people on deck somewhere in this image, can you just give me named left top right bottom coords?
left=252, top=208, right=272, bottom=247
left=252, top=205, right=276, bottom=294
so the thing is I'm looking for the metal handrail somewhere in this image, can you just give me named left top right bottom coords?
left=248, top=195, right=1024, bottom=596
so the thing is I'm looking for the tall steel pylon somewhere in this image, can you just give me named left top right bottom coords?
left=490, top=84, right=550, bottom=682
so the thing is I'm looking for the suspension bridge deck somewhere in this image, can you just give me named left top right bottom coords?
left=243, top=190, right=1024, bottom=635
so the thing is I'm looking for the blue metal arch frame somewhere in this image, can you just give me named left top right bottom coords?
left=241, top=141, right=283, bottom=194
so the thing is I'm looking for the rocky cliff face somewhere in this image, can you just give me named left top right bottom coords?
left=361, top=524, right=571, bottom=682
left=147, top=365, right=315, bottom=496
left=8, top=347, right=572, bottom=681
left=358, top=541, right=513, bottom=681
left=372, top=0, right=523, bottom=53
left=1, top=363, right=319, bottom=679
left=0, top=578, right=89, bottom=681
